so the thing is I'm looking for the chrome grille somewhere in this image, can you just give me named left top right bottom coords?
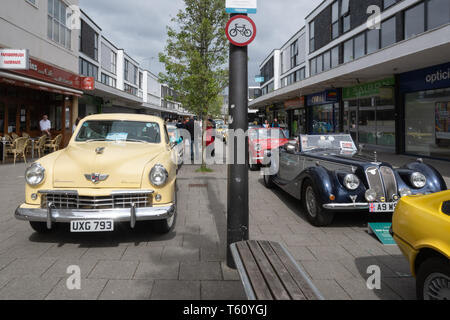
left=40, top=191, right=153, bottom=209
left=365, top=166, right=385, bottom=201
left=380, top=166, right=398, bottom=201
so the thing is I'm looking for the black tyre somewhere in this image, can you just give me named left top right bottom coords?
left=263, top=170, right=275, bottom=189
left=301, top=180, right=335, bottom=227
left=416, top=257, right=450, bottom=300
left=151, top=183, right=177, bottom=234
left=29, top=221, right=53, bottom=234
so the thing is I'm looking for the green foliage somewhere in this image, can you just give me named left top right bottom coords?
left=159, top=0, right=229, bottom=118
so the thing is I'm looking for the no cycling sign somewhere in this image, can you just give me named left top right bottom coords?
left=226, top=15, right=256, bottom=47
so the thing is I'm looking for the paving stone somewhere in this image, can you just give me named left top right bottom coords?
left=307, top=245, right=355, bottom=261
left=151, top=280, right=200, bottom=300
left=41, top=259, right=98, bottom=279
left=285, top=246, right=316, bottom=261
left=201, top=281, right=246, bottom=300
left=88, top=260, right=138, bottom=280
left=45, top=278, right=107, bottom=300
left=339, top=257, right=397, bottom=279
left=0, top=256, right=15, bottom=271
left=336, top=278, right=401, bottom=300
left=301, top=260, right=355, bottom=281
left=99, top=280, right=153, bottom=300
left=134, top=261, right=180, bottom=280
left=81, top=246, right=127, bottom=261
left=382, top=277, right=416, bottom=300
left=4, top=242, right=55, bottom=259
left=221, top=262, right=241, bottom=281
left=161, top=246, right=200, bottom=262
left=200, top=245, right=225, bottom=262
left=179, top=262, right=222, bottom=281
left=121, top=246, right=163, bottom=262
left=0, top=257, right=56, bottom=278
left=0, top=277, right=59, bottom=300
left=40, top=244, right=89, bottom=260
left=313, top=280, right=352, bottom=300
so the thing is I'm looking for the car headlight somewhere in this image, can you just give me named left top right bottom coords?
left=410, top=172, right=426, bottom=188
left=344, top=174, right=360, bottom=190
left=149, top=164, right=168, bottom=187
left=25, top=163, right=45, bottom=186
left=365, top=189, right=377, bottom=202
left=400, top=188, right=412, bottom=197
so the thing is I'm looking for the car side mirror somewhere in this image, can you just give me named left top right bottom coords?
left=286, top=144, right=296, bottom=154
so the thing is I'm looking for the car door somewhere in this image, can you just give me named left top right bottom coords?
left=278, top=144, right=303, bottom=182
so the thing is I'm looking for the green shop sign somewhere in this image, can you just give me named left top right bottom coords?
left=343, top=77, right=395, bottom=100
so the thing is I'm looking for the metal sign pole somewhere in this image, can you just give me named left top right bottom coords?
left=227, top=13, right=249, bottom=269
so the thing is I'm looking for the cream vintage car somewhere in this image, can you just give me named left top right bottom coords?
left=15, top=114, right=177, bottom=234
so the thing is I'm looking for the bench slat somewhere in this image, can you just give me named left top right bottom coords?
left=236, top=242, right=274, bottom=300
left=258, top=240, right=307, bottom=300
left=247, top=241, right=291, bottom=300
left=270, top=242, right=323, bottom=300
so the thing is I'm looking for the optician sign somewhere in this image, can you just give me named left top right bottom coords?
left=399, top=62, right=450, bottom=93
left=226, top=0, right=257, bottom=14
left=0, top=49, right=29, bottom=70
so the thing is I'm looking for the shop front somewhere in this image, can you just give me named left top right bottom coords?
left=306, top=90, right=340, bottom=134
left=0, top=56, right=84, bottom=147
left=284, top=96, right=306, bottom=137
left=342, top=77, right=396, bottom=151
left=399, top=62, right=450, bottom=160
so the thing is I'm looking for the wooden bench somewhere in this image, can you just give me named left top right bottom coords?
left=230, top=240, right=324, bottom=300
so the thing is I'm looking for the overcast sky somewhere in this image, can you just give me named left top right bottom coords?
left=79, top=0, right=323, bottom=86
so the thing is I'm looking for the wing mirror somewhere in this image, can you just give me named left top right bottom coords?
left=286, top=141, right=297, bottom=154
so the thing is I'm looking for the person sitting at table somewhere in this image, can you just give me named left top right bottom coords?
left=39, top=115, right=51, bottom=138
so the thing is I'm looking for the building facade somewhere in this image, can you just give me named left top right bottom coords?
left=250, top=0, right=450, bottom=160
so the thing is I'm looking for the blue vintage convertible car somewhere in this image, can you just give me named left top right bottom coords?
left=262, top=134, right=447, bottom=226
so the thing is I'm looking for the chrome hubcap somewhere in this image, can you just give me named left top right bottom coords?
left=424, top=273, right=450, bottom=300
left=305, top=186, right=317, bottom=218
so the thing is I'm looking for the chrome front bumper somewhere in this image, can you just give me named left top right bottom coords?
left=15, top=204, right=175, bottom=229
left=323, top=203, right=370, bottom=210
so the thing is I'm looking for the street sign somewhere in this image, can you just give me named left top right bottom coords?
left=0, top=49, right=29, bottom=70
left=254, top=76, right=264, bottom=83
left=226, top=0, right=257, bottom=14
left=81, top=77, right=95, bottom=90
left=368, top=223, right=396, bottom=245
left=226, top=15, right=256, bottom=47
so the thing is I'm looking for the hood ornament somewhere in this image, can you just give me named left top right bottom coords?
left=85, top=173, right=109, bottom=184
left=95, top=147, right=105, bottom=154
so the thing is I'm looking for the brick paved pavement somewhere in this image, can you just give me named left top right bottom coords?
left=0, top=151, right=448, bottom=300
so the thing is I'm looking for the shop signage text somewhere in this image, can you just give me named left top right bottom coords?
left=81, top=77, right=95, bottom=90
left=307, top=90, right=339, bottom=106
left=0, top=49, right=29, bottom=70
left=343, top=77, right=395, bottom=100
left=399, top=62, right=450, bottom=93
left=226, top=0, right=257, bottom=14
left=284, top=97, right=305, bottom=110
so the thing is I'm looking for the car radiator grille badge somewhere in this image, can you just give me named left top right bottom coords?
left=85, top=173, right=109, bottom=184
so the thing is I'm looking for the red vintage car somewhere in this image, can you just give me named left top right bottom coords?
left=248, top=127, right=289, bottom=170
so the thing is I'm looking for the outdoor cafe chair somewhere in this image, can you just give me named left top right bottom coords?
left=44, top=134, right=62, bottom=153
left=35, top=135, right=47, bottom=158
left=9, top=137, right=29, bottom=165
left=11, top=133, right=19, bottom=140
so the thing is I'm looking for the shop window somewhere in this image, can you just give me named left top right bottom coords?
left=354, top=33, right=365, bottom=59
left=343, top=38, right=353, bottom=63
left=8, top=105, right=17, bottom=133
left=381, top=16, right=396, bottom=48
left=427, top=0, right=450, bottom=30
left=65, top=107, right=71, bottom=130
left=19, top=108, right=27, bottom=132
left=367, top=29, right=380, bottom=54
left=405, top=3, right=425, bottom=40
left=0, top=102, right=4, bottom=133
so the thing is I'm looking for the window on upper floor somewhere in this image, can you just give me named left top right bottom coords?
left=94, top=34, right=98, bottom=61
left=124, top=60, right=129, bottom=82
left=331, top=1, right=339, bottom=39
left=101, top=73, right=116, bottom=88
left=290, top=40, right=299, bottom=69
left=354, top=33, right=365, bottom=59
left=139, top=72, right=143, bottom=90
left=405, top=2, right=425, bottom=39
left=310, top=57, right=317, bottom=76
left=309, top=21, right=315, bottom=52
left=367, top=28, right=380, bottom=54
left=47, top=0, right=71, bottom=50
left=331, top=46, right=339, bottom=68
left=383, top=0, right=397, bottom=10
left=427, top=0, right=450, bottom=30
left=323, top=50, right=331, bottom=71
left=79, top=58, right=98, bottom=79
left=381, top=16, right=396, bottom=48
left=26, top=0, right=38, bottom=7
left=343, top=38, right=353, bottom=63
left=341, top=0, right=351, bottom=33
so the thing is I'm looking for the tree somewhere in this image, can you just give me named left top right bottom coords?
left=159, top=0, right=228, bottom=170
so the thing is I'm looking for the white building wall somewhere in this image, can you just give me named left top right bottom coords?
left=0, top=0, right=80, bottom=73
left=116, top=49, right=125, bottom=91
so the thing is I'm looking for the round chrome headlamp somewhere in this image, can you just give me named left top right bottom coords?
left=149, top=164, right=168, bottom=187
left=410, top=172, right=426, bottom=189
left=365, top=189, right=377, bottom=202
left=343, top=174, right=360, bottom=190
left=400, top=188, right=412, bottom=197
left=25, top=163, right=45, bottom=186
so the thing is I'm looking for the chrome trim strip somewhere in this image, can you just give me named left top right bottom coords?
left=38, top=190, right=155, bottom=195
left=47, top=202, right=53, bottom=229
left=110, top=190, right=155, bottom=195
left=130, top=203, right=136, bottom=229
left=15, top=205, right=175, bottom=223
left=323, top=203, right=370, bottom=210
left=38, top=190, right=78, bottom=195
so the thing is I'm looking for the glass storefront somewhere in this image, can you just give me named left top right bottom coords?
left=405, top=88, right=450, bottom=159
left=307, top=90, right=340, bottom=134
left=343, top=78, right=396, bottom=150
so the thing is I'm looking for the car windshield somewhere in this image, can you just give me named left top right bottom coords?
left=76, top=120, right=161, bottom=143
left=249, top=128, right=286, bottom=140
left=300, top=134, right=357, bottom=152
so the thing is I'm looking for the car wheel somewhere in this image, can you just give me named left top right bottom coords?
left=263, top=170, right=275, bottom=189
left=302, top=180, right=334, bottom=227
left=151, top=183, right=177, bottom=234
left=417, top=257, right=450, bottom=300
left=29, top=221, right=53, bottom=234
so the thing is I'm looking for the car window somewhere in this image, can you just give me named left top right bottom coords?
left=76, top=120, right=161, bottom=143
left=300, top=134, right=357, bottom=152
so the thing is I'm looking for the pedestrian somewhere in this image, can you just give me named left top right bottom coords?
left=271, top=118, right=280, bottom=128
left=72, top=117, right=81, bottom=133
left=39, top=115, right=51, bottom=138
left=263, top=120, right=270, bottom=128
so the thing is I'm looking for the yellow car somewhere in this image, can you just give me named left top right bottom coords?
left=392, top=190, right=450, bottom=300
left=15, top=114, right=177, bottom=234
